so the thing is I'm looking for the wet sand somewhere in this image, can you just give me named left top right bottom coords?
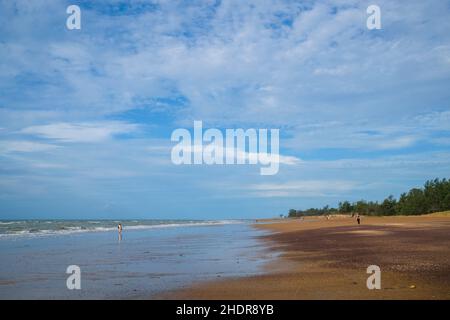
left=160, top=214, right=450, bottom=299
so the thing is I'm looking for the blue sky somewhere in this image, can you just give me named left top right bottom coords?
left=1, top=0, right=450, bottom=219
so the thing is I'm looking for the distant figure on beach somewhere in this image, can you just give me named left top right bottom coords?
left=356, top=214, right=361, bottom=225
left=118, top=223, right=123, bottom=241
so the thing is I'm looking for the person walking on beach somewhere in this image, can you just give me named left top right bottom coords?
left=356, top=214, right=361, bottom=225
left=118, top=223, right=123, bottom=241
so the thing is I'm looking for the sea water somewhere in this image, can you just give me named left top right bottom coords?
left=0, top=220, right=275, bottom=299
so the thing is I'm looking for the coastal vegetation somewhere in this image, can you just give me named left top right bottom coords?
left=288, top=178, right=450, bottom=217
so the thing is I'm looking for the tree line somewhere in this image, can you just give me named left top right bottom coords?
left=288, top=178, right=450, bottom=217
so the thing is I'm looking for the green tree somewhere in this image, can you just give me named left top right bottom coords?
left=288, top=209, right=297, bottom=218
left=287, top=177, right=449, bottom=217
left=397, top=188, right=428, bottom=215
left=338, top=201, right=353, bottom=213
left=380, top=195, right=397, bottom=216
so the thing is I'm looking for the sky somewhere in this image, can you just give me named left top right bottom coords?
left=1, top=0, right=450, bottom=219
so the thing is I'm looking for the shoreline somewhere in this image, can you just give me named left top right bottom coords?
left=158, top=214, right=450, bottom=299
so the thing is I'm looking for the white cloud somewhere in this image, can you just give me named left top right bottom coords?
left=313, top=66, right=352, bottom=76
left=248, top=180, right=358, bottom=198
left=291, top=152, right=450, bottom=170
left=375, top=136, right=417, bottom=150
left=20, top=121, right=139, bottom=143
left=413, top=110, right=450, bottom=130
left=186, top=145, right=301, bottom=165
left=0, top=140, right=59, bottom=154
left=2, top=0, right=450, bottom=131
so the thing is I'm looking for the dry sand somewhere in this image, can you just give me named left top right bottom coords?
left=159, top=215, right=450, bottom=299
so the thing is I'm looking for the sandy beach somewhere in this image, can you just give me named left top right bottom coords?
left=160, top=214, right=450, bottom=299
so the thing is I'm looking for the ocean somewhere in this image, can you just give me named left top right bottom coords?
left=0, top=219, right=244, bottom=239
left=0, top=220, right=276, bottom=299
